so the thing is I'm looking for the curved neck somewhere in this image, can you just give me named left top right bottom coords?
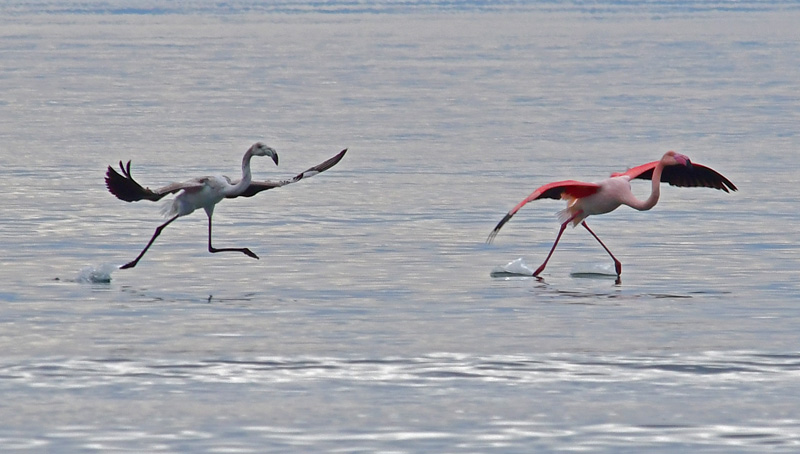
left=628, top=162, right=663, bottom=211
left=225, top=149, right=254, bottom=197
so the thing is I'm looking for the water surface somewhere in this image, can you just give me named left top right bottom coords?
left=1, top=1, right=799, bottom=452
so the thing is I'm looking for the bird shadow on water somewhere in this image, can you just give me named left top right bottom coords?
left=538, top=283, right=697, bottom=305
left=490, top=258, right=619, bottom=279
left=490, top=258, right=703, bottom=303
left=491, top=257, right=620, bottom=283
left=63, top=264, right=266, bottom=308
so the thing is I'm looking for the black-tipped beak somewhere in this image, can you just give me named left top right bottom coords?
left=272, top=153, right=279, bottom=166
left=685, top=158, right=692, bottom=169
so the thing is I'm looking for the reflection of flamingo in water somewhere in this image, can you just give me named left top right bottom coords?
left=487, top=151, right=737, bottom=278
left=106, top=143, right=347, bottom=269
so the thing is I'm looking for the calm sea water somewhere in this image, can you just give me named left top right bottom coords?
left=2, top=1, right=800, bottom=452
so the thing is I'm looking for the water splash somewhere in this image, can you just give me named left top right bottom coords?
left=569, top=262, right=617, bottom=279
left=490, top=258, right=536, bottom=278
left=76, top=264, right=116, bottom=284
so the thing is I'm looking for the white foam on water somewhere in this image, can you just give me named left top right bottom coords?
left=490, top=258, right=536, bottom=278
left=76, top=264, right=116, bottom=284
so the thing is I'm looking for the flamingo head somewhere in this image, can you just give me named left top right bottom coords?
left=249, top=142, right=279, bottom=165
left=662, top=150, right=692, bottom=169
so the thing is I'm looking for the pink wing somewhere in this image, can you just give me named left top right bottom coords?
left=486, top=180, right=600, bottom=244
left=612, top=161, right=737, bottom=192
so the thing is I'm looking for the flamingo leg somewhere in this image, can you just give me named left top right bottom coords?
left=533, top=222, right=567, bottom=277
left=581, top=221, right=622, bottom=276
left=533, top=211, right=583, bottom=277
left=206, top=214, right=259, bottom=259
left=120, top=215, right=180, bottom=269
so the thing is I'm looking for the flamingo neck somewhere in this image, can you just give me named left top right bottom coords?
left=628, top=161, right=663, bottom=211
left=226, top=149, right=254, bottom=197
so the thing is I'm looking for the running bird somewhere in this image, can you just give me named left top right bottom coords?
left=106, top=143, right=347, bottom=269
left=486, top=151, right=736, bottom=278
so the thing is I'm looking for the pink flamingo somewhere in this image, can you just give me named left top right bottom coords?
left=106, top=143, right=347, bottom=269
left=487, top=151, right=736, bottom=278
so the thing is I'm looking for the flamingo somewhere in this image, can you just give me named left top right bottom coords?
left=486, top=151, right=736, bottom=278
left=106, top=143, right=347, bottom=269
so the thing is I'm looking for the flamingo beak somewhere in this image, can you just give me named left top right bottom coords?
left=271, top=152, right=279, bottom=166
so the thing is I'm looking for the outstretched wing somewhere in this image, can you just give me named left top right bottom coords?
left=612, top=161, right=737, bottom=192
left=105, top=160, right=202, bottom=202
left=486, top=180, right=600, bottom=244
left=232, top=149, right=348, bottom=198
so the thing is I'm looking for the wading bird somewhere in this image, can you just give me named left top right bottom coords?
left=486, top=151, right=736, bottom=278
left=106, top=143, right=347, bottom=269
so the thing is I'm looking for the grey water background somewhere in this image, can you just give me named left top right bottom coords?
left=2, top=0, right=800, bottom=452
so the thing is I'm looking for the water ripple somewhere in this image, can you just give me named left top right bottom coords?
left=2, top=351, right=798, bottom=389
left=2, top=356, right=799, bottom=450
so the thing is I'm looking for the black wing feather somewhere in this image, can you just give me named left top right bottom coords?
left=235, top=149, right=347, bottom=198
left=105, top=160, right=167, bottom=202
left=633, top=163, right=737, bottom=192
